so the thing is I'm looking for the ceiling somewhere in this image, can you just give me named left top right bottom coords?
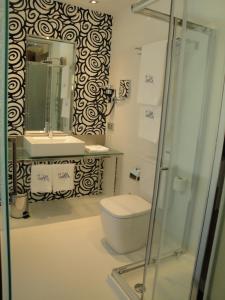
left=58, top=0, right=225, bottom=26
left=58, top=0, right=135, bottom=14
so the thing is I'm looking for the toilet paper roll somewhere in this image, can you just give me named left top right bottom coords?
left=172, top=176, right=187, bottom=193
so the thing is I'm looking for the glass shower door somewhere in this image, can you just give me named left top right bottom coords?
left=143, top=0, right=225, bottom=299
left=0, top=0, right=11, bottom=299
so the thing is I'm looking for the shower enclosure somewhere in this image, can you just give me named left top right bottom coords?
left=0, top=0, right=11, bottom=299
left=113, top=0, right=225, bottom=299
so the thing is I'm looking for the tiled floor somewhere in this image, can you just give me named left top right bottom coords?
left=7, top=197, right=194, bottom=300
left=10, top=214, right=145, bottom=300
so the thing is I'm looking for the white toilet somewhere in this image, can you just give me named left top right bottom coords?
left=100, top=194, right=151, bottom=254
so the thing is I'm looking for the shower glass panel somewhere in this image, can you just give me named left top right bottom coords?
left=144, top=0, right=225, bottom=300
left=0, top=0, right=11, bottom=299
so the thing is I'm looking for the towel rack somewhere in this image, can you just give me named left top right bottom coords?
left=8, top=137, right=17, bottom=195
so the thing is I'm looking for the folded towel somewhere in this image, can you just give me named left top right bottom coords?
left=85, top=145, right=109, bottom=153
left=31, top=164, right=52, bottom=193
left=52, top=164, right=74, bottom=192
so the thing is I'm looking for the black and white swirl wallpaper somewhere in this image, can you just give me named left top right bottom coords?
left=9, top=0, right=112, bottom=135
left=8, top=158, right=104, bottom=202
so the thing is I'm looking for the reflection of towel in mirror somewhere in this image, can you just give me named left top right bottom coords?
left=61, top=66, right=71, bottom=118
left=61, top=98, right=71, bottom=118
left=31, top=164, right=52, bottom=193
left=60, top=66, right=70, bottom=98
left=52, top=164, right=75, bottom=192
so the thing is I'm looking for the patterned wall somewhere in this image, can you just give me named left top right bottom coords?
left=8, top=0, right=111, bottom=201
left=9, top=0, right=112, bottom=135
left=9, top=158, right=104, bottom=202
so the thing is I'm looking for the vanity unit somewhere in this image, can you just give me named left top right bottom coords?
left=8, top=136, right=123, bottom=203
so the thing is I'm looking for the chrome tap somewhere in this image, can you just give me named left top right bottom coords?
left=49, top=130, right=53, bottom=138
left=44, top=121, right=49, bottom=133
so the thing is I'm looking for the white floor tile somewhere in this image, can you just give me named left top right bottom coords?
left=121, top=253, right=195, bottom=300
left=11, top=215, right=144, bottom=300
left=9, top=196, right=103, bottom=229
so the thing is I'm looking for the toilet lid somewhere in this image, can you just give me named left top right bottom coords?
left=100, top=195, right=151, bottom=219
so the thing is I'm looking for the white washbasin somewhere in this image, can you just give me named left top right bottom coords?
left=24, top=136, right=85, bottom=157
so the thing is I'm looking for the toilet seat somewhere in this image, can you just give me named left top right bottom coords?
left=100, top=194, right=151, bottom=219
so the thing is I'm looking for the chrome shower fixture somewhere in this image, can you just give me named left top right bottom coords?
left=132, top=0, right=159, bottom=13
left=104, top=85, right=115, bottom=103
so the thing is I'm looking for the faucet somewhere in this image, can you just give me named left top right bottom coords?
left=44, top=122, right=53, bottom=138
left=49, top=130, right=53, bottom=138
left=44, top=121, right=49, bottom=133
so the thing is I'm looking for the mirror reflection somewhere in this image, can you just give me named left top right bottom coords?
left=25, top=36, right=75, bottom=133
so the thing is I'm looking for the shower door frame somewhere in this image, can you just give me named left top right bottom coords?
left=140, top=4, right=225, bottom=300
left=111, top=2, right=177, bottom=298
left=190, top=69, right=225, bottom=300
left=0, top=0, right=12, bottom=299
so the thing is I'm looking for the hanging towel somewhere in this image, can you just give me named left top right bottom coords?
left=52, top=164, right=74, bottom=192
left=60, top=66, right=70, bottom=99
left=60, top=66, right=71, bottom=119
left=31, top=164, right=52, bottom=193
left=61, top=97, right=71, bottom=118
left=138, top=105, right=161, bottom=144
left=137, top=40, right=167, bottom=106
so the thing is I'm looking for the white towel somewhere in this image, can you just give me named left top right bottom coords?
left=61, top=97, right=71, bottom=118
left=60, top=66, right=70, bottom=99
left=137, top=40, right=167, bottom=106
left=52, top=164, right=74, bottom=192
left=31, top=164, right=52, bottom=193
left=138, top=105, right=161, bottom=144
left=85, top=145, right=109, bottom=153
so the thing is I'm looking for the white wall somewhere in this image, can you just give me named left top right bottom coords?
left=106, top=5, right=169, bottom=199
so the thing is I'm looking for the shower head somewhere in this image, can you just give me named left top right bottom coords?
left=132, top=0, right=159, bottom=13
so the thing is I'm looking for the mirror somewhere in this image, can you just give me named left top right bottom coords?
left=25, top=36, right=75, bottom=134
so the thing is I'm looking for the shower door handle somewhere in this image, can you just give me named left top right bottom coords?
left=160, top=167, right=169, bottom=171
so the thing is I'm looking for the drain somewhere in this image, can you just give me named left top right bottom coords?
left=134, top=283, right=145, bottom=294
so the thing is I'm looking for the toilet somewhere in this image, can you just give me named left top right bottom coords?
left=100, top=194, right=151, bottom=254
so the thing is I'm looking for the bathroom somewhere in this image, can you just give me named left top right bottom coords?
left=1, top=0, right=225, bottom=299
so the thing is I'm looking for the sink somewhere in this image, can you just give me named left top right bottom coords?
left=24, top=136, right=85, bottom=157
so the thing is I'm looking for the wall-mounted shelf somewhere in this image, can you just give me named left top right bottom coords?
left=8, top=147, right=123, bottom=162
left=8, top=136, right=123, bottom=162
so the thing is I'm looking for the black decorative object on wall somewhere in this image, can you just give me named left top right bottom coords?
left=9, top=0, right=112, bottom=135
left=8, top=158, right=104, bottom=202
left=119, top=80, right=131, bottom=99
